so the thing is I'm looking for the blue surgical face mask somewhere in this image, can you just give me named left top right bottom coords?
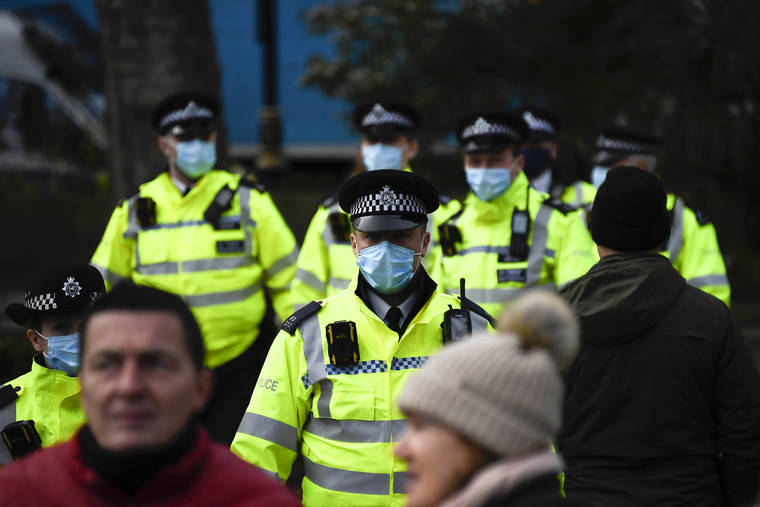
left=521, top=147, right=553, bottom=180
left=174, top=139, right=216, bottom=179
left=362, top=143, right=403, bottom=171
left=36, top=330, right=80, bottom=376
left=465, top=167, right=513, bottom=201
left=356, top=240, right=422, bottom=294
left=590, top=165, right=610, bottom=189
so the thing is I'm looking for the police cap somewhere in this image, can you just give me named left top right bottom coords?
left=338, top=169, right=439, bottom=232
left=592, top=125, right=661, bottom=165
left=352, top=101, right=420, bottom=139
left=5, top=263, right=106, bottom=326
left=456, top=112, right=527, bottom=153
left=517, top=106, right=559, bottom=142
left=151, top=91, right=219, bottom=135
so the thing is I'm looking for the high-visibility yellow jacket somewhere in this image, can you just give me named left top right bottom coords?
left=558, top=180, right=596, bottom=209
left=0, top=357, right=84, bottom=465
left=429, top=171, right=599, bottom=319
left=291, top=167, right=462, bottom=309
left=91, top=170, right=298, bottom=368
left=231, top=271, right=492, bottom=507
left=662, top=194, right=730, bottom=306
left=556, top=181, right=730, bottom=306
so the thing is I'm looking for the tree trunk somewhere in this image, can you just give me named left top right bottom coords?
left=96, top=0, right=226, bottom=200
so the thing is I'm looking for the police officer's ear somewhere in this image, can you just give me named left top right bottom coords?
left=404, top=137, right=419, bottom=162
left=512, top=151, right=525, bottom=179
left=25, top=327, right=44, bottom=353
left=421, top=229, right=431, bottom=257
left=157, top=135, right=175, bottom=158
left=350, top=232, right=359, bottom=256
left=549, top=141, right=558, bottom=159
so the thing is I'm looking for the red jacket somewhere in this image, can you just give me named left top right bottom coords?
left=0, top=428, right=301, bottom=506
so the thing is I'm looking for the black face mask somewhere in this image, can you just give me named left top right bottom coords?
left=521, top=148, right=553, bottom=180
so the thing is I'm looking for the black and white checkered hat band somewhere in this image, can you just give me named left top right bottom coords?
left=522, top=112, right=555, bottom=135
left=462, top=117, right=519, bottom=140
left=25, top=293, right=57, bottom=311
left=350, top=191, right=425, bottom=216
left=159, top=101, right=214, bottom=129
left=596, top=135, right=652, bottom=153
left=362, top=105, right=415, bottom=129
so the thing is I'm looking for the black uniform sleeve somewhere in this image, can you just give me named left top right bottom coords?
left=716, top=316, right=760, bottom=504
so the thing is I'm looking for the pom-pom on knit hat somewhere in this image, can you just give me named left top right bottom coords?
left=398, top=291, right=578, bottom=457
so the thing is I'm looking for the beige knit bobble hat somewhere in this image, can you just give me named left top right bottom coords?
left=398, top=291, right=579, bottom=458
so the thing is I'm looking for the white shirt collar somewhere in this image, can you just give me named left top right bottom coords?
left=367, top=284, right=418, bottom=327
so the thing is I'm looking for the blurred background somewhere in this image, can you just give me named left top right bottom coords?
left=1, top=0, right=759, bottom=382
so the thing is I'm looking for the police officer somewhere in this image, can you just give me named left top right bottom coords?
left=1, top=263, right=105, bottom=465
left=589, top=126, right=730, bottom=306
left=519, top=106, right=596, bottom=207
left=429, top=112, right=598, bottom=318
left=291, top=101, right=461, bottom=309
left=231, top=169, right=493, bottom=506
left=90, top=91, right=298, bottom=444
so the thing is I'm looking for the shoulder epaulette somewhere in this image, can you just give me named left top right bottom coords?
left=281, top=301, right=323, bottom=336
left=459, top=296, right=496, bottom=328
left=0, top=384, right=19, bottom=410
left=322, top=194, right=338, bottom=208
left=117, top=188, right=141, bottom=208
left=542, top=197, right=576, bottom=215
left=683, top=200, right=711, bottom=226
left=239, top=174, right=267, bottom=193
left=442, top=205, right=465, bottom=225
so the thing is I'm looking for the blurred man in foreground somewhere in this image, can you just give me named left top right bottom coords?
left=0, top=283, right=300, bottom=506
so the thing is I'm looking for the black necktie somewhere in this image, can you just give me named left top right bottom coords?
left=384, top=306, right=403, bottom=333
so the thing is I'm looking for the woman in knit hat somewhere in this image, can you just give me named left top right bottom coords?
left=395, top=291, right=579, bottom=507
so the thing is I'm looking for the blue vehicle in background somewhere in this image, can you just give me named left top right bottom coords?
left=0, top=0, right=357, bottom=179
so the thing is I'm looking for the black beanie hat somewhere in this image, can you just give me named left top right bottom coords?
left=590, top=166, right=670, bottom=252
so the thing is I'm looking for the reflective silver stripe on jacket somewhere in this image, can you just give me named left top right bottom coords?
left=688, top=274, right=729, bottom=288
left=0, top=395, right=17, bottom=465
left=184, top=280, right=263, bottom=307
left=142, top=219, right=208, bottom=230
left=255, top=466, right=281, bottom=481
left=465, top=284, right=556, bottom=304
left=265, top=248, right=298, bottom=279
left=525, top=203, right=553, bottom=286
left=135, top=257, right=255, bottom=276
left=238, top=185, right=254, bottom=257
left=123, top=194, right=140, bottom=239
left=90, top=263, right=126, bottom=286
left=300, top=312, right=333, bottom=417
left=295, top=268, right=326, bottom=293
left=304, top=417, right=408, bottom=443
left=303, top=456, right=393, bottom=495
left=394, top=472, right=411, bottom=494
left=327, top=277, right=351, bottom=290
left=667, top=197, right=684, bottom=262
left=322, top=202, right=345, bottom=247
left=455, top=245, right=511, bottom=256
left=573, top=182, right=585, bottom=207
left=183, top=257, right=254, bottom=272
left=236, top=412, right=298, bottom=452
